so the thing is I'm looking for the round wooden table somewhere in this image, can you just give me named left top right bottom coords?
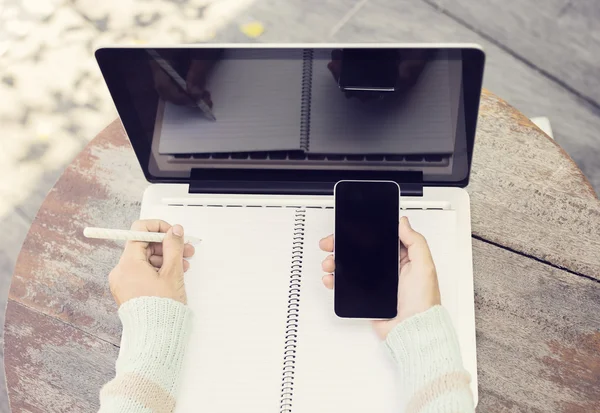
left=5, top=90, right=600, bottom=412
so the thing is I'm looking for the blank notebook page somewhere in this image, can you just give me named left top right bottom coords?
left=158, top=49, right=304, bottom=155
left=307, top=49, right=456, bottom=155
left=140, top=203, right=471, bottom=413
left=293, top=208, right=460, bottom=413
left=142, top=205, right=296, bottom=413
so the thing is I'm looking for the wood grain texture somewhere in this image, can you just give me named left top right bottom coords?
left=472, top=238, right=600, bottom=413
left=469, top=90, right=600, bottom=278
left=429, top=0, right=600, bottom=105
left=7, top=120, right=147, bottom=345
left=4, top=300, right=117, bottom=413
left=213, top=0, right=600, bottom=194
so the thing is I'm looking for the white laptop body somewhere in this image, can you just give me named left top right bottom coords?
left=96, top=43, right=485, bottom=411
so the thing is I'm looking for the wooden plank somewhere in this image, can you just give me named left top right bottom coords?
left=469, top=91, right=600, bottom=279
left=428, top=0, right=600, bottom=105
left=5, top=240, right=600, bottom=411
left=4, top=300, right=117, bottom=412
left=472, top=238, right=600, bottom=412
left=8, top=121, right=147, bottom=345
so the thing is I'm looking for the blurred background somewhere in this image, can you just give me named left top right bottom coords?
left=0, top=0, right=598, bottom=410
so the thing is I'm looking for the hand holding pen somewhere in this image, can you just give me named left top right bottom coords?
left=149, top=49, right=221, bottom=120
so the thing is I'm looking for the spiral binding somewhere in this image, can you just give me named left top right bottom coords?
left=280, top=209, right=306, bottom=413
left=299, top=49, right=313, bottom=152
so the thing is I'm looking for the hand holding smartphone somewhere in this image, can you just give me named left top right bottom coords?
left=322, top=186, right=442, bottom=339
left=332, top=180, right=400, bottom=319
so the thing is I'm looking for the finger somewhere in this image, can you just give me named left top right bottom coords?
left=124, top=219, right=172, bottom=260
left=328, top=49, right=342, bottom=81
left=202, top=91, right=213, bottom=108
left=150, top=255, right=190, bottom=272
left=149, top=255, right=163, bottom=268
left=321, top=255, right=335, bottom=273
left=183, top=243, right=195, bottom=258
left=400, top=242, right=408, bottom=262
left=160, top=224, right=185, bottom=276
left=319, top=235, right=334, bottom=252
left=147, top=242, right=162, bottom=258
left=187, top=59, right=212, bottom=90
left=130, top=219, right=172, bottom=233
left=156, top=83, right=193, bottom=106
left=148, top=242, right=195, bottom=258
left=399, top=217, right=433, bottom=263
left=327, top=61, right=340, bottom=82
left=400, top=250, right=410, bottom=267
left=322, top=274, right=334, bottom=290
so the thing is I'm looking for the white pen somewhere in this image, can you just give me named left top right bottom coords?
left=83, top=227, right=201, bottom=244
left=147, top=49, right=217, bottom=121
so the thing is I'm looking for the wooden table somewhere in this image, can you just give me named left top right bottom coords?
left=4, top=90, right=600, bottom=412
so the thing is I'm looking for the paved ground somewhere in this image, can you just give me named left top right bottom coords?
left=1, top=0, right=598, bottom=410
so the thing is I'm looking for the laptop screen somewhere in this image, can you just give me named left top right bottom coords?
left=96, top=46, right=484, bottom=189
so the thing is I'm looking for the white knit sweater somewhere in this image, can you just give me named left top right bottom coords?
left=99, top=298, right=473, bottom=413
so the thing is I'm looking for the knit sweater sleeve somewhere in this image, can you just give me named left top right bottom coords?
left=384, top=305, right=475, bottom=413
left=98, top=297, right=192, bottom=413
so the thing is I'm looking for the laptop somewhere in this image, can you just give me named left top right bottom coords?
left=96, top=44, right=485, bottom=412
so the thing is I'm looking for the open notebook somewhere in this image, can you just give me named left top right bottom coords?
left=157, top=49, right=459, bottom=156
left=141, top=203, right=475, bottom=413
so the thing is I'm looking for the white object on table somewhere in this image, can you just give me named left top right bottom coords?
left=530, top=116, right=554, bottom=139
left=83, top=227, right=201, bottom=244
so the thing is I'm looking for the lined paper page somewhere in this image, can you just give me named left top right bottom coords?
left=141, top=205, right=296, bottom=413
left=293, top=208, right=463, bottom=413
left=158, top=49, right=304, bottom=154
left=308, top=49, right=456, bottom=155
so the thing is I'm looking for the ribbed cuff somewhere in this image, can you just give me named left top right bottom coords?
left=384, top=305, right=465, bottom=395
left=117, top=297, right=192, bottom=388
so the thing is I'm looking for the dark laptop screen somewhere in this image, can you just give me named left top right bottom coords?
left=96, top=46, right=484, bottom=189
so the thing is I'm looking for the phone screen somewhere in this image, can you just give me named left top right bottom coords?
left=338, top=49, right=398, bottom=92
left=333, top=181, right=399, bottom=319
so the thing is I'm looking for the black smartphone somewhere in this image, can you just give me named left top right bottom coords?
left=333, top=180, right=400, bottom=319
left=338, top=49, right=398, bottom=92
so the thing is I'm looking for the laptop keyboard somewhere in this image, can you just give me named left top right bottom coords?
left=171, top=151, right=449, bottom=165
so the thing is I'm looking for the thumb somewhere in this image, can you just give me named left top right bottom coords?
left=161, top=224, right=185, bottom=275
left=399, top=217, right=432, bottom=263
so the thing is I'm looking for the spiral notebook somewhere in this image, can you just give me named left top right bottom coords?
left=157, top=49, right=458, bottom=156
left=141, top=201, right=474, bottom=413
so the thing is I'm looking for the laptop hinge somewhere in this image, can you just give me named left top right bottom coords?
left=399, top=181, right=424, bottom=197
left=189, top=169, right=423, bottom=196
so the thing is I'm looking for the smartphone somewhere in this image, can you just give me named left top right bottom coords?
left=333, top=180, right=400, bottom=319
left=338, top=49, right=398, bottom=92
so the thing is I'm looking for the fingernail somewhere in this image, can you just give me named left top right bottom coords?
left=172, top=225, right=183, bottom=237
